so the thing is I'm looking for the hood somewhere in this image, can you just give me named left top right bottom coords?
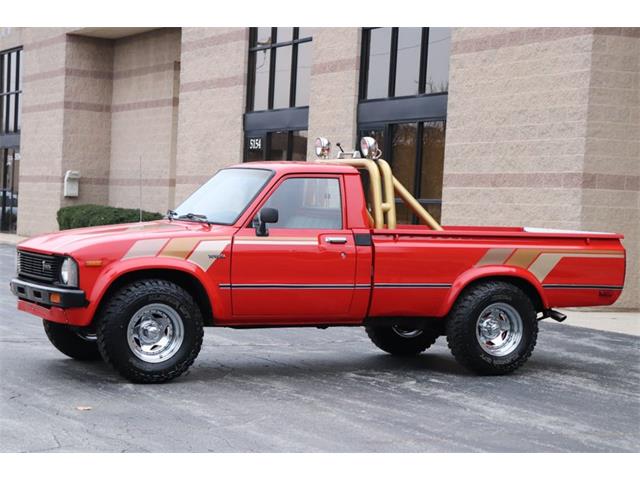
left=17, top=220, right=236, bottom=257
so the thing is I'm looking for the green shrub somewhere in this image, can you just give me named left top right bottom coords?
left=57, top=204, right=163, bottom=230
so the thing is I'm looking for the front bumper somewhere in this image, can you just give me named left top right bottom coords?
left=10, top=278, right=87, bottom=308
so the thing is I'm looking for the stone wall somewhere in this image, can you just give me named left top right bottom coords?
left=306, top=28, right=361, bottom=157
left=443, top=28, right=639, bottom=309
left=174, top=28, right=248, bottom=204
left=108, top=28, right=181, bottom=213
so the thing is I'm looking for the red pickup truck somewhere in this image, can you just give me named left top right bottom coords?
left=10, top=138, right=626, bottom=383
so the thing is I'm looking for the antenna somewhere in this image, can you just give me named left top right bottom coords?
left=139, top=154, right=142, bottom=222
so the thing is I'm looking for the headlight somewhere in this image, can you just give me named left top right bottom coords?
left=60, top=257, right=79, bottom=287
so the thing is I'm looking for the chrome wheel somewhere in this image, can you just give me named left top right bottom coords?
left=126, top=303, right=184, bottom=363
left=475, top=302, right=523, bottom=357
left=392, top=326, right=423, bottom=338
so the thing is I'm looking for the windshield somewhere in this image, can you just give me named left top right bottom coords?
left=173, top=168, right=273, bottom=225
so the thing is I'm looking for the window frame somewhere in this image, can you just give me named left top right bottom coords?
left=246, top=27, right=313, bottom=112
left=1, top=46, right=22, bottom=137
left=245, top=173, right=346, bottom=230
left=360, top=27, right=440, bottom=101
left=358, top=119, right=446, bottom=224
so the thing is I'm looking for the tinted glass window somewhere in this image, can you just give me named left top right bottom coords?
left=267, top=131, right=288, bottom=160
left=273, top=45, right=292, bottom=109
left=366, top=27, right=391, bottom=99
left=425, top=28, right=451, bottom=94
left=295, top=41, right=312, bottom=107
left=290, top=131, right=308, bottom=160
left=252, top=49, right=270, bottom=111
left=262, top=178, right=342, bottom=229
left=391, top=123, right=418, bottom=223
left=247, top=28, right=313, bottom=111
left=395, top=28, right=422, bottom=97
left=255, top=27, right=272, bottom=46
left=361, top=27, right=451, bottom=99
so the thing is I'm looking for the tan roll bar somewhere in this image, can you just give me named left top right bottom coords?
left=314, top=156, right=443, bottom=231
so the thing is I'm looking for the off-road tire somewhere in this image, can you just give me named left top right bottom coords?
left=365, top=325, right=439, bottom=356
left=43, top=320, right=101, bottom=360
left=96, top=279, right=204, bottom=383
left=446, top=281, right=538, bottom=375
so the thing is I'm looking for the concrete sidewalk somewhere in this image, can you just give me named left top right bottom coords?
left=558, top=309, right=639, bottom=336
left=0, top=233, right=25, bottom=246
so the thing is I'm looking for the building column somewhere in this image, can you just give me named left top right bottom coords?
left=174, top=28, right=249, bottom=204
left=306, top=28, right=361, bottom=157
left=442, top=27, right=639, bottom=309
left=16, top=29, right=71, bottom=236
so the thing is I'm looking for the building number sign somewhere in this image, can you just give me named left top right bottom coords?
left=248, top=138, right=263, bottom=151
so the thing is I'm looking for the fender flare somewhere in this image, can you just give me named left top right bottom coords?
left=83, top=257, right=223, bottom=325
left=437, top=265, right=549, bottom=317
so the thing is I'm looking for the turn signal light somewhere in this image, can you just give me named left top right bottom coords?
left=50, top=293, right=62, bottom=304
left=85, top=260, right=103, bottom=267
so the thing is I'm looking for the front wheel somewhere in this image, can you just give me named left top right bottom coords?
left=43, top=320, right=101, bottom=360
left=96, top=279, right=204, bottom=383
left=446, top=281, right=538, bottom=375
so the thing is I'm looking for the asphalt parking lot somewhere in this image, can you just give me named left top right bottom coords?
left=0, top=243, right=638, bottom=452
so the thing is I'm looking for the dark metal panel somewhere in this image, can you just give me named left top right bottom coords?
left=244, top=107, right=309, bottom=134
left=0, top=133, right=20, bottom=149
left=357, top=94, right=447, bottom=128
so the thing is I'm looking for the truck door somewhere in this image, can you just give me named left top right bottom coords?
left=230, top=175, right=359, bottom=322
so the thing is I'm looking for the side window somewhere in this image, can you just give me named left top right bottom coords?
left=260, top=177, right=342, bottom=229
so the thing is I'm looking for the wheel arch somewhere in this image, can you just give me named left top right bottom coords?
left=440, top=267, right=548, bottom=318
left=91, top=267, right=216, bottom=327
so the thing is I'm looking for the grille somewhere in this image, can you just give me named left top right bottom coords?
left=17, top=250, right=62, bottom=283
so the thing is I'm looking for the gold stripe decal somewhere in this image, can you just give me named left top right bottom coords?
left=476, top=248, right=624, bottom=282
left=186, top=240, right=230, bottom=271
left=476, top=248, right=514, bottom=266
left=122, top=238, right=168, bottom=259
left=528, top=253, right=624, bottom=282
left=159, top=237, right=203, bottom=260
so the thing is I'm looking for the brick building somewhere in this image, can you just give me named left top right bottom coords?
left=0, top=27, right=638, bottom=309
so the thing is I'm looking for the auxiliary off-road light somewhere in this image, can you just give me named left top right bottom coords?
left=314, top=137, right=331, bottom=158
left=360, top=136, right=379, bottom=159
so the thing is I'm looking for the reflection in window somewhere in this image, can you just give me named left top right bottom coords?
left=247, top=28, right=313, bottom=111
left=425, top=28, right=451, bottom=94
left=365, top=27, right=391, bottom=99
left=268, top=131, right=289, bottom=160
left=361, top=27, right=451, bottom=100
left=273, top=45, right=292, bottom=109
left=263, top=177, right=342, bottom=229
left=391, top=124, right=418, bottom=223
left=359, top=122, right=446, bottom=224
left=395, top=28, right=422, bottom=97
left=295, top=41, right=312, bottom=107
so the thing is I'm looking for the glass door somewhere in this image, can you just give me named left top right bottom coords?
left=0, top=147, right=19, bottom=232
left=359, top=120, right=445, bottom=224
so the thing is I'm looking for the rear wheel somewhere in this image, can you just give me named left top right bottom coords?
left=43, top=320, right=101, bottom=361
left=446, top=281, right=538, bottom=375
left=365, top=325, right=439, bottom=356
left=96, top=279, right=204, bottom=383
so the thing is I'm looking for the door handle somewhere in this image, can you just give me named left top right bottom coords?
left=325, top=236, right=347, bottom=244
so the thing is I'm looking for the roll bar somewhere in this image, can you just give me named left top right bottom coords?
left=314, top=155, right=443, bottom=231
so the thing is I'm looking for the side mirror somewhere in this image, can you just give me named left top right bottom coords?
left=256, top=207, right=279, bottom=237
